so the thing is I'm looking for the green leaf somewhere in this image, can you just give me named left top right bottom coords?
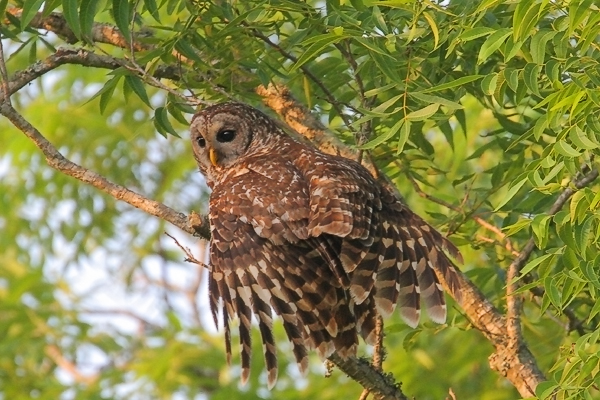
left=514, top=0, right=543, bottom=41
left=569, top=126, right=598, bottom=150
left=405, top=104, right=439, bottom=121
left=80, top=0, right=100, bottom=41
left=575, top=217, right=594, bottom=258
left=503, top=219, right=532, bottom=236
left=83, top=75, right=122, bottom=113
left=396, top=119, right=411, bottom=154
left=458, top=27, right=495, bottom=42
left=519, top=253, right=554, bottom=277
left=62, top=0, right=81, bottom=39
left=477, top=28, right=512, bottom=63
left=546, top=59, right=561, bottom=86
left=530, top=30, right=557, bottom=65
left=409, top=92, right=463, bottom=110
left=532, top=214, right=552, bottom=249
left=364, top=83, right=398, bottom=98
left=569, top=0, right=595, bottom=35
left=355, top=37, right=392, bottom=56
left=494, top=177, right=527, bottom=211
left=505, top=68, right=519, bottom=92
left=21, top=0, right=46, bottom=29
left=371, top=94, right=404, bottom=115
left=359, top=118, right=404, bottom=150
left=588, top=297, right=600, bottom=322
left=544, top=276, right=562, bottom=309
left=590, top=188, right=600, bottom=210
left=554, top=140, right=582, bottom=158
left=154, top=107, right=179, bottom=137
left=0, top=0, right=8, bottom=17
left=291, top=34, right=349, bottom=72
left=438, top=120, right=454, bottom=149
left=503, top=36, right=525, bottom=63
left=481, top=73, right=498, bottom=95
left=570, top=190, right=588, bottom=223
left=174, top=39, right=203, bottom=64
left=112, top=0, right=131, bottom=42
left=369, top=50, right=402, bottom=82
left=533, top=114, right=548, bottom=140
left=124, top=75, right=151, bottom=107
left=421, top=75, right=483, bottom=93
left=523, top=63, right=542, bottom=97
left=542, top=161, right=565, bottom=184
left=144, top=0, right=160, bottom=22
left=580, top=260, right=600, bottom=289
left=42, top=0, right=62, bottom=16
left=421, top=11, right=439, bottom=49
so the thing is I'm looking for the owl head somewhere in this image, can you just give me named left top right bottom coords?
left=190, top=102, right=281, bottom=185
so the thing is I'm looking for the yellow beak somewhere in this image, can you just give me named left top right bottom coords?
left=209, top=148, right=218, bottom=167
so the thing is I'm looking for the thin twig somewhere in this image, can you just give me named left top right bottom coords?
left=165, top=232, right=210, bottom=269
left=249, top=28, right=356, bottom=130
left=45, top=345, right=98, bottom=385
left=0, top=38, right=11, bottom=104
left=80, top=308, right=160, bottom=329
left=372, top=315, right=385, bottom=371
left=407, top=172, right=518, bottom=255
left=506, top=168, right=599, bottom=343
left=334, top=40, right=377, bottom=163
left=359, top=315, right=385, bottom=400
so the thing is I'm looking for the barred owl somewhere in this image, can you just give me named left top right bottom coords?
left=190, top=102, right=461, bottom=388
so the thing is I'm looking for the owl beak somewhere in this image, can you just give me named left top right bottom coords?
left=209, top=148, right=219, bottom=167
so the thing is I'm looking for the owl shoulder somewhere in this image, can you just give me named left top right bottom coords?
left=209, top=156, right=310, bottom=219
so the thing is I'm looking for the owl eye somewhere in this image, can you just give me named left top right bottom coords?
left=196, top=136, right=206, bottom=148
left=216, top=129, right=236, bottom=143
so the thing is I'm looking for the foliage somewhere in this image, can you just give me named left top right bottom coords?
left=1, top=0, right=600, bottom=399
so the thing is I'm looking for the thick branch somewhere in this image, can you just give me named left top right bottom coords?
left=257, top=84, right=380, bottom=178
left=7, top=8, right=146, bottom=50
left=0, top=102, right=209, bottom=239
left=249, top=29, right=355, bottom=129
left=328, top=354, right=407, bottom=400
left=7, top=48, right=182, bottom=96
left=454, top=270, right=545, bottom=397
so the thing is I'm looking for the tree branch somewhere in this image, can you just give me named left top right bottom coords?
left=0, top=101, right=209, bottom=239
left=248, top=28, right=356, bottom=130
left=6, top=8, right=147, bottom=50
left=328, top=354, right=407, bottom=400
left=505, top=167, right=598, bottom=371
left=257, top=83, right=380, bottom=177
left=7, top=48, right=183, bottom=96
left=45, top=345, right=98, bottom=385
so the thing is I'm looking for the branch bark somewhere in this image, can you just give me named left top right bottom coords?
left=329, top=354, right=406, bottom=400
left=0, top=101, right=208, bottom=239
left=7, top=48, right=182, bottom=96
left=6, top=7, right=146, bottom=50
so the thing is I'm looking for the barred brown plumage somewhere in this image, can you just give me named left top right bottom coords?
left=190, top=102, right=462, bottom=388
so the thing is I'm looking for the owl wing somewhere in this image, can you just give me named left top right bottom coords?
left=208, top=163, right=362, bottom=388
left=302, top=154, right=462, bottom=327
